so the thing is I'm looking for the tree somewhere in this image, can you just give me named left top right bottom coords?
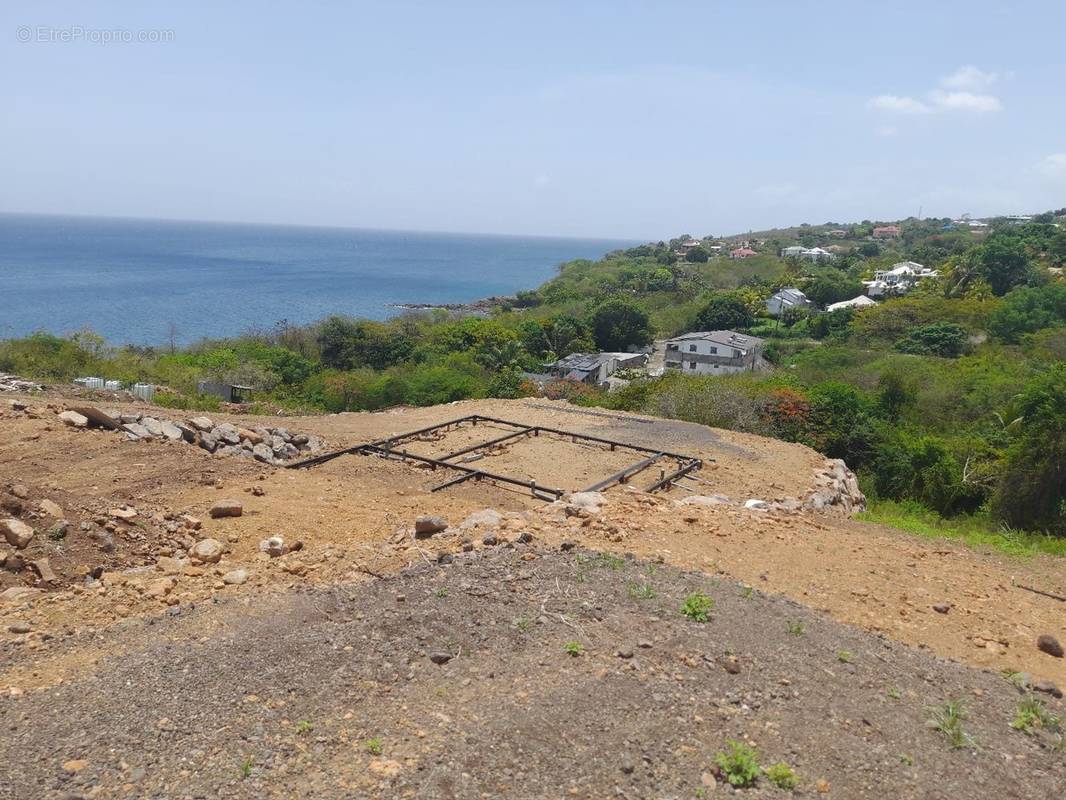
left=588, top=298, right=653, bottom=351
left=684, top=246, right=709, bottom=263
left=964, top=235, right=1032, bottom=296
left=987, top=284, right=1066, bottom=343
left=693, top=294, right=754, bottom=331
left=993, top=365, right=1066, bottom=533
left=894, top=322, right=969, bottom=357
left=804, top=273, right=864, bottom=307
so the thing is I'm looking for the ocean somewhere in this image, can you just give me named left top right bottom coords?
left=0, top=214, right=631, bottom=346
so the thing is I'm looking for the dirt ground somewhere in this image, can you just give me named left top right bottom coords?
left=2, top=548, right=1064, bottom=799
left=1, top=392, right=1065, bottom=797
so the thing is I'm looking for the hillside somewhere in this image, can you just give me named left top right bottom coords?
left=1, top=391, right=1065, bottom=797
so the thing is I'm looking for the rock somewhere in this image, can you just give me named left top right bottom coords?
left=414, top=515, right=448, bottom=538
left=62, top=759, right=89, bottom=774
left=118, top=413, right=141, bottom=424
left=10, top=485, right=30, bottom=500
left=8, top=621, right=31, bottom=634
left=1037, top=634, right=1064, bottom=658
left=38, top=499, right=64, bottom=518
left=1, top=496, right=23, bottom=515
left=560, top=540, right=575, bottom=552
left=428, top=651, right=452, bottom=665
left=140, top=417, right=165, bottom=437
left=144, top=577, right=175, bottom=598
left=259, top=537, right=286, bottom=557
left=678, top=494, right=731, bottom=507
left=214, top=424, right=241, bottom=446
left=250, top=443, right=274, bottom=464
left=175, top=422, right=197, bottom=443
left=189, top=416, right=214, bottom=432
left=367, top=759, right=401, bottom=779
left=238, top=428, right=263, bottom=445
left=155, top=556, right=185, bottom=576
left=198, top=432, right=219, bottom=453
left=700, top=772, right=717, bottom=791
left=58, top=410, right=88, bottom=428
left=0, top=586, right=43, bottom=603
left=251, top=485, right=265, bottom=497
left=124, top=422, right=151, bottom=439
left=516, top=531, right=533, bottom=544
left=30, top=558, right=57, bottom=583
left=222, top=568, right=249, bottom=585
left=1, top=518, right=34, bottom=549
left=744, top=499, right=771, bottom=511
left=481, top=533, right=498, bottom=546
left=159, top=421, right=184, bottom=441
left=933, top=603, right=951, bottom=614
left=567, top=492, right=606, bottom=512
left=110, top=506, right=138, bottom=521
left=189, top=538, right=224, bottom=564
left=616, top=648, right=634, bottom=659
left=721, top=655, right=742, bottom=674
left=460, top=509, right=502, bottom=529
left=180, top=514, right=202, bottom=530
left=209, top=500, right=243, bottom=519
left=1033, top=680, right=1063, bottom=699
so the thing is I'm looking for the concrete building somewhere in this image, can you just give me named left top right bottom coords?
left=546, top=352, right=647, bottom=386
left=663, top=331, right=764, bottom=375
left=765, top=287, right=813, bottom=316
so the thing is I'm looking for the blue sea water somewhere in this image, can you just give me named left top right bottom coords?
left=0, top=214, right=631, bottom=346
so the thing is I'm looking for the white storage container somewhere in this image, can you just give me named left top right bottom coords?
left=131, top=383, right=155, bottom=402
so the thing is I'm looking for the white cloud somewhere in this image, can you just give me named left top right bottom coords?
left=1038, top=153, right=1066, bottom=176
left=930, top=90, right=1002, bottom=113
left=867, top=94, right=931, bottom=114
left=868, top=66, right=1004, bottom=115
left=940, top=65, right=999, bottom=91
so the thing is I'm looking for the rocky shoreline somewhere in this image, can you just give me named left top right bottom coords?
left=386, top=294, right=514, bottom=315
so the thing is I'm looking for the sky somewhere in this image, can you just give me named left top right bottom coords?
left=2, top=1, right=1065, bottom=240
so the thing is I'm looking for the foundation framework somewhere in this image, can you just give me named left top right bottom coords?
left=287, top=415, right=704, bottom=501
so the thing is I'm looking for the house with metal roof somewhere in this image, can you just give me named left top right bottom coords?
left=663, top=330, right=764, bottom=375
left=545, top=352, right=647, bottom=385
left=765, top=287, right=813, bottom=316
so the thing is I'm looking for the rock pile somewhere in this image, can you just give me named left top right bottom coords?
left=0, top=374, right=43, bottom=393
left=106, top=411, right=324, bottom=465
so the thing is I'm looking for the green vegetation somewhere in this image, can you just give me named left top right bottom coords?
left=680, top=590, right=714, bottom=622
left=929, top=701, right=975, bottom=749
left=764, top=762, right=800, bottom=790
left=787, top=620, right=806, bottom=636
left=563, top=640, right=584, bottom=657
left=626, top=581, right=656, bottom=599
left=4, top=213, right=1064, bottom=539
left=238, top=757, right=253, bottom=779
left=713, top=740, right=762, bottom=788
left=364, top=738, right=384, bottom=755
left=837, top=650, right=854, bottom=663
left=296, top=720, right=314, bottom=735
left=1011, top=695, right=1061, bottom=736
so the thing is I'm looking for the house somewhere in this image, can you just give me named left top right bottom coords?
left=826, top=295, right=877, bottom=312
left=872, top=225, right=902, bottom=239
left=802, top=247, right=834, bottom=263
left=865, top=261, right=939, bottom=297
left=780, top=245, right=807, bottom=258
left=827, top=229, right=848, bottom=238
left=730, top=247, right=757, bottom=259
left=765, top=287, right=813, bottom=316
left=545, top=352, right=647, bottom=386
left=663, top=331, right=764, bottom=375
left=197, top=381, right=254, bottom=403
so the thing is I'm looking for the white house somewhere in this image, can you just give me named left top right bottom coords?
left=826, top=295, right=877, bottom=312
left=780, top=245, right=807, bottom=258
left=765, top=287, right=813, bottom=316
left=780, top=245, right=833, bottom=263
left=663, top=331, right=764, bottom=375
left=866, top=261, right=939, bottom=297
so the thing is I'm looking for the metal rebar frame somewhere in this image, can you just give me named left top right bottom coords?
left=286, top=415, right=705, bottom=500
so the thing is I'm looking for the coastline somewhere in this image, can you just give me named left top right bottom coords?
left=386, top=294, right=515, bottom=315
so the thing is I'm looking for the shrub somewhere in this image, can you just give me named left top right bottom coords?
left=764, top=762, right=799, bottom=790
left=680, top=591, right=714, bottom=622
left=714, top=740, right=761, bottom=788
left=895, top=323, right=969, bottom=358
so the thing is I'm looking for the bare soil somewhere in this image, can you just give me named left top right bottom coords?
left=1, top=393, right=1065, bottom=797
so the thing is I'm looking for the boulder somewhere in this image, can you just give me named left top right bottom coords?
left=124, top=423, right=151, bottom=439
left=259, top=536, right=286, bottom=557
left=222, top=568, right=249, bottom=585
left=251, top=443, right=275, bottom=464
left=110, top=506, right=138, bottom=521
left=1037, top=634, right=1064, bottom=658
left=141, top=417, right=166, bottom=436
left=238, top=428, right=263, bottom=445
left=214, top=424, right=241, bottom=446
left=414, top=515, right=448, bottom=538
left=58, top=410, right=88, bottom=428
left=189, top=416, right=214, bottom=432
left=460, top=509, right=502, bottom=529
left=275, top=443, right=299, bottom=460
left=1, top=518, right=34, bottom=549
left=0, top=586, right=43, bottom=603
left=30, top=558, right=57, bottom=583
left=159, top=421, right=184, bottom=441
left=744, top=499, right=771, bottom=511
left=39, top=499, right=64, bottom=518
left=189, top=538, right=224, bottom=563
left=198, top=432, right=219, bottom=453
left=175, top=422, right=198, bottom=443
left=209, top=500, right=243, bottom=519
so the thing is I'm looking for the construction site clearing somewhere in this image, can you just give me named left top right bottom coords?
left=1, top=391, right=1065, bottom=798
